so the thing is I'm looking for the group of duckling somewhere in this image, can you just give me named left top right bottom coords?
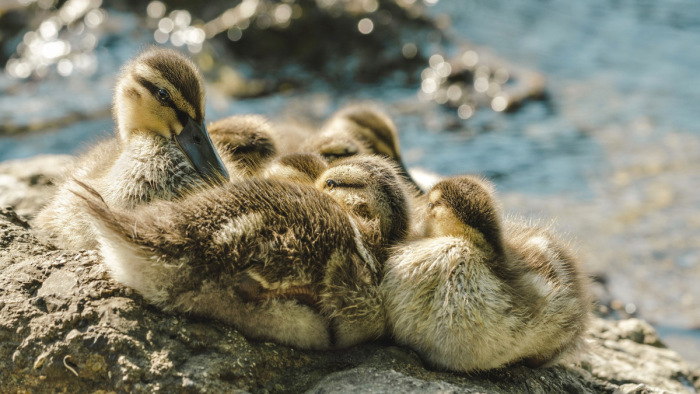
left=36, top=47, right=591, bottom=373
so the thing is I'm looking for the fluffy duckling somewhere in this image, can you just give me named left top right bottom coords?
left=75, top=156, right=412, bottom=349
left=306, top=105, right=428, bottom=238
left=315, top=155, right=413, bottom=261
left=303, top=132, right=370, bottom=162
left=306, top=104, right=421, bottom=192
left=35, top=47, right=229, bottom=250
left=208, top=114, right=278, bottom=176
left=322, top=105, right=401, bottom=159
left=262, top=152, right=328, bottom=184
left=382, top=176, right=590, bottom=373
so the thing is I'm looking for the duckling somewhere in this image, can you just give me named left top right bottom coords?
left=315, top=155, right=413, bottom=261
left=303, top=132, right=370, bottom=162
left=262, top=152, right=328, bottom=184
left=271, top=119, right=318, bottom=155
left=75, top=156, right=412, bottom=349
left=321, top=105, right=401, bottom=159
left=306, top=104, right=422, bottom=192
left=382, top=175, right=590, bottom=373
left=208, top=114, right=278, bottom=176
left=306, top=105, right=428, bottom=238
left=34, top=47, right=230, bottom=250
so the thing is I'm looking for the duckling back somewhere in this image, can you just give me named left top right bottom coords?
left=262, top=152, right=328, bottom=184
left=34, top=139, right=122, bottom=249
left=383, top=236, right=530, bottom=372
left=77, top=178, right=387, bottom=349
left=503, top=219, right=592, bottom=366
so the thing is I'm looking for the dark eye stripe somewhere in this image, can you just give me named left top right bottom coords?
left=135, top=76, right=160, bottom=97
left=124, top=87, right=141, bottom=100
left=336, top=183, right=365, bottom=189
left=135, top=75, right=190, bottom=126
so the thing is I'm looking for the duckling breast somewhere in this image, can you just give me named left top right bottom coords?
left=103, top=135, right=203, bottom=208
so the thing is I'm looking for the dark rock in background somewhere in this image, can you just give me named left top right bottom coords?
left=0, top=0, right=537, bottom=135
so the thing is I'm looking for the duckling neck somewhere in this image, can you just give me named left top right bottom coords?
left=433, top=223, right=503, bottom=257
left=103, top=132, right=202, bottom=208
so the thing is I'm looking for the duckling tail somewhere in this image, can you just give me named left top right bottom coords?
left=70, top=180, right=133, bottom=243
left=70, top=179, right=180, bottom=306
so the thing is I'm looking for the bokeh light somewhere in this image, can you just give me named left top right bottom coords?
left=358, top=18, right=374, bottom=34
left=402, top=42, right=418, bottom=59
left=5, top=0, right=106, bottom=79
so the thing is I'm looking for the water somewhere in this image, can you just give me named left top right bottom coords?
left=1, top=0, right=700, bottom=365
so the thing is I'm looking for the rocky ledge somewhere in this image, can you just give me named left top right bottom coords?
left=0, top=155, right=698, bottom=393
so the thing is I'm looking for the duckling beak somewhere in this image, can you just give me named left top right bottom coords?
left=174, top=117, right=230, bottom=183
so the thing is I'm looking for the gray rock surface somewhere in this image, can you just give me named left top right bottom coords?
left=0, top=155, right=75, bottom=219
left=0, top=155, right=698, bottom=393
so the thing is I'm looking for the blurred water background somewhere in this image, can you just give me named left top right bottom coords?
left=1, top=0, right=699, bottom=364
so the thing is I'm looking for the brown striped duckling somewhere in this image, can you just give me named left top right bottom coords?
left=75, top=154, right=412, bottom=350
left=303, top=104, right=422, bottom=192
left=35, top=47, right=230, bottom=250
left=382, top=175, right=591, bottom=373
left=208, top=114, right=278, bottom=176
left=262, top=152, right=328, bottom=184
left=315, top=154, right=413, bottom=261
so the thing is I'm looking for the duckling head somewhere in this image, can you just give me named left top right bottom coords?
left=322, top=105, right=400, bottom=159
left=113, top=46, right=229, bottom=183
left=263, top=152, right=328, bottom=184
left=427, top=175, right=504, bottom=253
left=208, top=114, right=277, bottom=175
left=301, top=132, right=369, bottom=163
left=319, top=104, right=422, bottom=191
left=316, top=155, right=411, bottom=247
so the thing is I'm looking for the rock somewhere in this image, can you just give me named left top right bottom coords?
left=0, top=156, right=699, bottom=393
left=0, top=155, right=74, bottom=219
left=418, top=44, right=548, bottom=120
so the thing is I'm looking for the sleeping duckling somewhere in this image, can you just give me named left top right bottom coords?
left=236, top=154, right=413, bottom=345
left=75, top=156, right=412, bottom=349
left=307, top=105, right=428, bottom=238
left=306, top=104, right=422, bottom=192
left=382, top=175, right=590, bottom=373
left=35, top=47, right=229, bottom=250
left=303, top=132, right=370, bottom=163
left=262, top=152, right=328, bottom=184
left=321, top=105, right=402, bottom=160
left=208, top=114, right=278, bottom=176
left=315, top=155, right=413, bottom=261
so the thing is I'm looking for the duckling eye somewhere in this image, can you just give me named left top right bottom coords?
left=428, top=202, right=434, bottom=209
left=326, top=179, right=337, bottom=189
left=157, top=88, right=169, bottom=102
